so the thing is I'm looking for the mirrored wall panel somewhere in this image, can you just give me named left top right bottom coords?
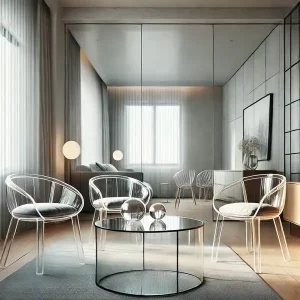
left=65, top=21, right=287, bottom=205
left=141, top=25, right=214, bottom=197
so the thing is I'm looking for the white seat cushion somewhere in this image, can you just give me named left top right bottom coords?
left=93, top=197, right=141, bottom=210
left=219, top=202, right=279, bottom=218
left=12, top=203, right=77, bottom=219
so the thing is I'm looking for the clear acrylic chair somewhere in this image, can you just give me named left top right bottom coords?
left=211, top=174, right=290, bottom=273
left=196, top=170, right=213, bottom=200
left=174, top=170, right=196, bottom=209
left=89, top=175, right=151, bottom=242
left=0, top=174, right=84, bottom=275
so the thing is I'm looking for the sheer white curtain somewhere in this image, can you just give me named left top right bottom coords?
left=0, top=0, right=52, bottom=237
left=102, top=81, right=110, bottom=163
left=65, top=30, right=81, bottom=177
left=108, top=86, right=184, bottom=196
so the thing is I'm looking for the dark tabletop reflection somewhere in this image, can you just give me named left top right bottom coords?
left=95, top=215, right=203, bottom=232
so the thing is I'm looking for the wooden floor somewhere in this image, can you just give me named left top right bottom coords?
left=1, top=199, right=300, bottom=299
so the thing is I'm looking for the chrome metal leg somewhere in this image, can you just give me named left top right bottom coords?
left=71, top=216, right=84, bottom=264
left=36, top=220, right=45, bottom=275
left=273, top=217, right=291, bottom=262
left=190, top=186, right=196, bottom=205
left=252, top=218, right=261, bottom=273
left=0, top=218, right=19, bottom=268
left=211, top=213, right=224, bottom=262
left=246, top=220, right=253, bottom=252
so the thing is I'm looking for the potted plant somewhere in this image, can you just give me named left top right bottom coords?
left=238, top=137, right=261, bottom=170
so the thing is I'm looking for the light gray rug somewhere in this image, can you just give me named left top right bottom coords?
left=0, top=242, right=282, bottom=300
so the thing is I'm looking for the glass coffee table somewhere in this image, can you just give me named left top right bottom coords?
left=95, top=215, right=204, bottom=296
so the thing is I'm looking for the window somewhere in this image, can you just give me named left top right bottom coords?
left=127, top=105, right=180, bottom=165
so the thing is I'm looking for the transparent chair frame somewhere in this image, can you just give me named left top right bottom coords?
left=211, top=174, right=291, bottom=273
left=173, top=170, right=196, bottom=209
left=0, top=174, right=84, bottom=275
left=89, top=175, right=151, bottom=242
left=196, top=170, right=213, bottom=200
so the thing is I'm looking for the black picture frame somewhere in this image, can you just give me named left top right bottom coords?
left=243, top=93, right=273, bottom=161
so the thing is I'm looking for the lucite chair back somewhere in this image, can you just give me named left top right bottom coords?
left=5, top=174, right=84, bottom=220
left=89, top=175, right=150, bottom=211
left=173, top=170, right=196, bottom=209
left=89, top=175, right=151, bottom=241
left=196, top=170, right=213, bottom=200
left=0, top=174, right=84, bottom=275
left=174, top=170, right=195, bottom=188
left=212, top=174, right=290, bottom=273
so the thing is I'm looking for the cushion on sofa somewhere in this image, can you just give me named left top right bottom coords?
left=90, top=164, right=102, bottom=172
left=12, top=203, right=77, bottom=218
left=95, top=162, right=107, bottom=171
left=219, top=202, right=279, bottom=218
left=76, top=165, right=92, bottom=171
left=103, top=164, right=118, bottom=171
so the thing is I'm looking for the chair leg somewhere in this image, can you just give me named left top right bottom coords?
left=199, top=187, right=201, bottom=201
left=252, top=218, right=261, bottom=273
left=175, top=188, right=179, bottom=209
left=190, top=186, right=196, bottom=205
left=0, top=218, right=19, bottom=268
left=89, top=209, right=100, bottom=244
left=273, top=217, right=291, bottom=262
left=36, top=220, right=45, bottom=275
left=205, top=188, right=210, bottom=200
left=71, top=216, right=84, bottom=264
left=101, top=210, right=108, bottom=250
left=177, top=188, right=181, bottom=209
left=211, top=213, right=224, bottom=262
left=246, top=220, right=253, bottom=252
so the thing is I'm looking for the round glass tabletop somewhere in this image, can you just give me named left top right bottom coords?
left=95, top=215, right=204, bottom=233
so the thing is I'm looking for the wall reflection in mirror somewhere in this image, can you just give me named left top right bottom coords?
left=66, top=23, right=282, bottom=201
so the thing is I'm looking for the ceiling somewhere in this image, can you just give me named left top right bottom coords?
left=69, top=24, right=276, bottom=86
left=61, top=0, right=297, bottom=8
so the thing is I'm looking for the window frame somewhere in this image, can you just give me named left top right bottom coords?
left=127, top=103, right=181, bottom=166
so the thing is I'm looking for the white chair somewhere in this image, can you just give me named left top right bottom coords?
left=174, top=170, right=196, bottom=209
left=0, top=174, right=84, bottom=275
left=89, top=175, right=151, bottom=241
left=196, top=170, right=213, bottom=200
left=211, top=174, right=290, bottom=273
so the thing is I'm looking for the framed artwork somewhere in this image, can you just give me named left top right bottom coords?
left=243, top=93, right=273, bottom=161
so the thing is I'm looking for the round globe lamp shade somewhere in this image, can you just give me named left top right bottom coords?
left=113, top=150, right=123, bottom=161
left=63, top=141, right=81, bottom=160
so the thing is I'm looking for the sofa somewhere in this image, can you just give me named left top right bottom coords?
left=71, top=164, right=144, bottom=212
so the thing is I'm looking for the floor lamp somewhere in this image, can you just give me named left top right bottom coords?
left=63, top=141, right=81, bottom=184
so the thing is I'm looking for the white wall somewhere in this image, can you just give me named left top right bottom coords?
left=222, top=25, right=285, bottom=172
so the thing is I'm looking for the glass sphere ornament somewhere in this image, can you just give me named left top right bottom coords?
left=150, top=220, right=167, bottom=231
left=121, top=198, right=146, bottom=221
left=149, top=203, right=166, bottom=220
